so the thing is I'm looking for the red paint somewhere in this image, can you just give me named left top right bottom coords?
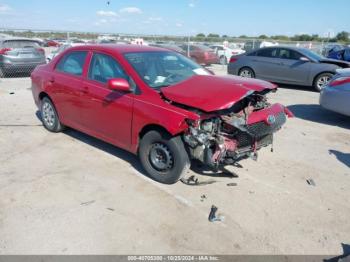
left=329, top=76, right=350, bottom=87
left=0, top=48, right=12, bottom=55
left=107, top=78, right=130, bottom=92
left=247, top=103, right=286, bottom=125
left=161, top=75, right=276, bottom=112
left=31, top=44, right=286, bottom=156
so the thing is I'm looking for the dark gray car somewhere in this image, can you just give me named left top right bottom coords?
left=228, top=46, right=350, bottom=91
left=0, top=38, right=46, bottom=77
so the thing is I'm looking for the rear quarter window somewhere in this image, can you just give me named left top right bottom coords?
left=56, top=51, right=87, bottom=76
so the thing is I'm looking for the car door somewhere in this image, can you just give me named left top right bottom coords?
left=50, top=51, right=88, bottom=127
left=274, top=48, right=311, bottom=84
left=249, top=48, right=280, bottom=80
left=80, top=52, right=134, bottom=150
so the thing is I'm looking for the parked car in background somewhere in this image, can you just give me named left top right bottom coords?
left=31, top=44, right=291, bottom=184
left=228, top=46, right=350, bottom=91
left=149, top=44, right=186, bottom=55
left=320, top=68, right=350, bottom=116
left=327, top=46, right=350, bottom=62
left=46, top=42, right=86, bottom=62
left=210, top=44, right=245, bottom=64
left=244, top=40, right=279, bottom=52
left=179, top=44, right=219, bottom=65
left=44, top=39, right=61, bottom=47
left=0, top=38, right=46, bottom=77
left=322, top=43, right=344, bottom=57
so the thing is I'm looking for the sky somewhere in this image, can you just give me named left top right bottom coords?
left=0, top=0, right=349, bottom=37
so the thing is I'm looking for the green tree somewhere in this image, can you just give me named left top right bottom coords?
left=207, top=33, right=220, bottom=38
left=258, top=34, right=268, bottom=39
left=196, top=33, right=205, bottom=37
left=336, top=31, right=349, bottom=42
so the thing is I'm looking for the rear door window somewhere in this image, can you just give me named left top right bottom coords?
left=56, top=51, right=87, bottom=76
left=278, top=49, right=302, bottom=60
left=256, top=48, right=278, bottom=58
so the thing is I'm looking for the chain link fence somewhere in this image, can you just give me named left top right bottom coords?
left=0, top=29, right=337, bottom=79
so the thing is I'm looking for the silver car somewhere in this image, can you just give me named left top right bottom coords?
left=0, top=38, right=46, bottom=77
left=320, top=69, right=350, bottom=117
left=228, top=46, right=350, bottom=91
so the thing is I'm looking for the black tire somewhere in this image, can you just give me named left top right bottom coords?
left=40, top=97, right=64, bottom=132
left=313, top=72, right=333, bottom=92
left=220, top=56, right=227, bottom=65
left=238, top=67, right=255, bottom=78
left=139, top=130, right=190, bottom=184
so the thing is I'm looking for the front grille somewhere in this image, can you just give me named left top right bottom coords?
left=246, top=112, right=286, bottom=138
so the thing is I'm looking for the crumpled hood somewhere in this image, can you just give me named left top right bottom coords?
left=319, top=58, right=350, bottom=68
left=161, top=75, right=276, bottom=112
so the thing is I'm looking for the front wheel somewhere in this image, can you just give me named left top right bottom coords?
left=314, top=73, right=333, bottom=92
left=139, top=130, right=190, bottom=184
left=238, top=67, right=255, bottom=78
left=40, top=97, right=65, bottom=132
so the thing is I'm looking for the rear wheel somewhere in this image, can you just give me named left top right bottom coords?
left=40, top=97, right=64, bottom=132
left=238, top=67, right=255, bottom=78
left=139, top=130, right=190, bottom=184
left=314, top=73, right=333, bottom=92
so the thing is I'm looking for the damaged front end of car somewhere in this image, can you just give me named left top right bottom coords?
left=182, top=91, right=293, bottom=169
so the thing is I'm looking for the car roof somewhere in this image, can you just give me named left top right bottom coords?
left=0, top=37, right=39, bottom=42
left=255, top=46, right=309, bottom=52
left=67, top=44, right=168, bottom=54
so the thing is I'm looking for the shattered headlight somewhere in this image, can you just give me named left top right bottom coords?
left=200, top=120, right=214, bottom=132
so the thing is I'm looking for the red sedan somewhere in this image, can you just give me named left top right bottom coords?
left=31, top=45, right=292, bottom=184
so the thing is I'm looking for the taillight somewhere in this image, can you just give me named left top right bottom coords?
left=0, top=48, right=12, bottom=55
left=36, top=48, right=45, bottom=55
left=229, top=57, right=237, bottom=63
left=329, top=76, right=350, bottom=87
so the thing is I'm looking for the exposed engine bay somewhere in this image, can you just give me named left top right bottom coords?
left=182, top=90, right=291, bottom=168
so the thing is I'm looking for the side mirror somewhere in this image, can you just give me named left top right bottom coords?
left=300, top=57, right=310, bottom=62
left=107, top=78, right=130, bottom=92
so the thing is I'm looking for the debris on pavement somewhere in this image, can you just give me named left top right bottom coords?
left=80, top=200, right=95, bottom=206
left=9, top=92, right=15, bottom=95
left=180, top=175, right=217, bottom=186
left=200, top=195, right=207, bottom=202
left=106, top=208, right=115, bottom=211
left=208, top=205, right=224, bottom=222
left=227, top=182, right=237, bottom=187
left=306, top=179, right=316, bottom=186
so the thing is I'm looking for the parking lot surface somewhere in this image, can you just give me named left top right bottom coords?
left=0, top=65, right=349, bottom=255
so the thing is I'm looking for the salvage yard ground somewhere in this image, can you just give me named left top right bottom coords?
left=0, top=65, right=349, bottom=255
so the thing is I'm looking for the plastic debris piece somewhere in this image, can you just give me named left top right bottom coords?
left=306, top=179, right=316, bottom=186
left=208, top=205, right=222, bottom=222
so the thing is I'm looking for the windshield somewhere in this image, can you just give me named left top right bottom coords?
left=300, top=48, right=324, bottom=61
left=124, top=51, right=209, bottom=89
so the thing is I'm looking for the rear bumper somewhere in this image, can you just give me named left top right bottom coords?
left=1, top=61, right=46, bottom=73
